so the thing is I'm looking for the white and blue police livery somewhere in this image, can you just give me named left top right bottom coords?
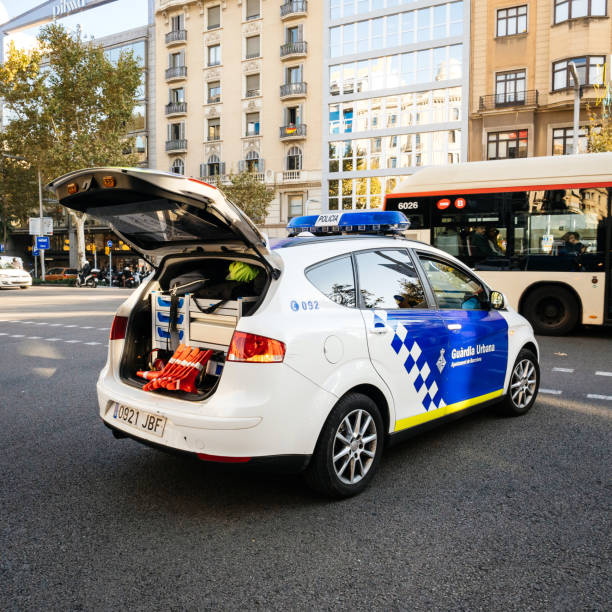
left=49, top=168, right=540, bottom=498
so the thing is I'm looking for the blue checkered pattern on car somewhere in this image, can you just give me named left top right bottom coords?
left=374, top=310, right=446, bottom=412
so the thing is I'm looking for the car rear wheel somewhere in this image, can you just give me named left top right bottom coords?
left=305, top=393, right=384, bottom=498
left=523, top=286, right=579, bottom=336
left=497, top=349, right=539, bottom=417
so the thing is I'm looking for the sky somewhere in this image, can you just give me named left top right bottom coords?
left=0, top=0, right=150, bottom=53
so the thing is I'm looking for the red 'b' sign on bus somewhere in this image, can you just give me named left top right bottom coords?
left=437, top=198, right=451, bottom=210
left=454, top=197, right=466, bottom=209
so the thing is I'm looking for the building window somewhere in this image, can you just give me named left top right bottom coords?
left=286, top=64, right=303, bottom=84
left=208, top=44, right=221, bottom=67
left=286, top=25, right=302, bottom=43
left=171, top=14, right=184, bottom=31
left=243, top=150, right=261, bottom=173
left=208, top=80, right=221, bottom=103
left=168, top=122, right=184, bottom=141
left=207, top=117, right=220, bottom=141
left=130, top=104, right=146, bottom=131
left=554, top=0, right=607, bottom=23
left=487, top=130, right=528, bottom=160
left=553, top=56, right=605, bottom=90
left=207, top=154, right=221, bottom=175
left=552, top=126, right=589, bottom=155
left=169, top=51, right=184, bottom=68
left=286, top=146, right=302, bottom=170
left=496, top=5, right=527, bottom=36
left=207, top=5, right=221, bottom=29
left=171, top=158, right=185, bottom=175
left=246, top=112, right=260, bottom=136
left=246, top=0, right=260, bottom=20
left=246, top=73, right=260, bottom=97
left=288, top=194, right=304, bottom=219
left=495, top=70, right=526, bottom=105
left=246, top=35, right=260, bottom=59
left=170, top=87, right=185, bottom=103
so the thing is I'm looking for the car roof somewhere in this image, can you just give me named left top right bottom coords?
left=271, top=234, right=430, bottom=250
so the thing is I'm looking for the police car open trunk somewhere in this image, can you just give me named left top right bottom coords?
left=48, top=167, right=279, bottom=398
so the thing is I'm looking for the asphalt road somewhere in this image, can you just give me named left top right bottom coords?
left=1, top=287, right=610, bottom=611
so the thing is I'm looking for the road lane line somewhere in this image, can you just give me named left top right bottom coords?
left=64, top=340, right=81, bottom=343
left=540, top=389, right=563, bottom=395
left=552, top=367, right=574, bottom=373
left=64, top=325, right=78, bottom=328
left=595, top=371, right=612, bottom=377
left=27, top=336, right=43, bottom=339
left=0, top=332, right=7, bottom=336
left=587, top=394, right=612, bottom=401
left=45, top=338, right=62, bottom=342
left=10, top=334, right=24, bottom=338
left=48, top=323, right=62, bottom=327
left=84, top=341, right=101, bottom=345
left=80, top=326, right=94, bottom=329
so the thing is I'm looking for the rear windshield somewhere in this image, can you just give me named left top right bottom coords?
left=84, top=193, right=235, bottom=250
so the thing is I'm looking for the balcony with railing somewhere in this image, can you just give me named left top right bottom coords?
left=245, top=89, right=260, bottom=98
left=282, top=170, right=302, bottom=181
left=479, top=89, right=539, bottom=112
left=280, top=41, right=307, bottom=59
left=165, top=102, right=187, bottom=116
left=279, top=123, right=307, bottom=140
left=280, top=82, right=307, bottom=99
left=165, top=29, right=187, bottom=45
left=207, top=95, right=221, bottom=104
left=165, top=66, right=187, bottom=81
left=165, top=139, right=187, bottom=152
left=281, top=1, right=307, bottom=19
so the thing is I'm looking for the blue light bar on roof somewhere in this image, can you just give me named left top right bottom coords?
left=287, top=210, right=410, bottom=236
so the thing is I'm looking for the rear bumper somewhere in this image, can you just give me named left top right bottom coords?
left=103, top=421, right=311, bottom=473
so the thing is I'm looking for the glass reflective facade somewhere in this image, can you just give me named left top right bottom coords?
left=324, top=0, right=468, bottom=212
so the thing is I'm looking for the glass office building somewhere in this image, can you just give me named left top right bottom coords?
left=324, top=0, right=469, bottom=211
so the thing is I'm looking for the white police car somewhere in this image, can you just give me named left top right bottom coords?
left=49, top=168, right=540, bottom=497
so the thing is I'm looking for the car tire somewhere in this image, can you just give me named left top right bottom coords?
left=497, top=349, right=539, bottom=417
left=522, top=286, right=579, bottom=336
left=305, top=393, right=384, bottom=498
left=20, top=286, right=28, bottom=289
left=86, top=279, right=97, bottom=288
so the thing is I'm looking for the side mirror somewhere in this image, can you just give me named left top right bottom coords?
left=489, top=290, right=505, bottom=310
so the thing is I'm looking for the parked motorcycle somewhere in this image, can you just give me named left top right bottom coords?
left=75, top=271, right=98, bottom=288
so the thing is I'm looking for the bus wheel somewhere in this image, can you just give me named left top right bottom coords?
left=523, top=286, right=579, bottom=336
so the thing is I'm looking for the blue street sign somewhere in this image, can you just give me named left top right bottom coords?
left=33, top=248, right=39, bottom=257
left=36, top=236, right=50, bottom=250
left=0, top=243, right=4, bottom=253
left=107, top=240, right=113, bottom=247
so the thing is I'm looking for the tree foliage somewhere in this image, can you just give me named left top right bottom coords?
left=220, top=172, right=276, bottom=225
left=0, top=23, right=142, bottom=262
left=587, top=104, right=612, bottom=152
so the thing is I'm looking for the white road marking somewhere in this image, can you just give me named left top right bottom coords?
left=0, top=332, right=7, bottom=336
left=35, top=322, right=48, bottom=325
left=45, top=338, right=62, bottom=342
left=552, top=367, right=574, bottom=373
left=97, top=327, right=109, bottom=331
left=540, top=389, right=563, bottom=395
left=84, top=341, right=101, bottom=345
left=48, top=323, right=62, bottom=327
left=27, top=336, right=43, bottom=340
left=63, top=325, right=77, bottom=328
left=64, top=340, right=81, bottom=344
left=587, top=394, right=612, bottom=401
left=595, top=371, right=612, bottom=377
left=80, top=326, right=94, bottom=329
left=9, top=334, right=24, bottom=338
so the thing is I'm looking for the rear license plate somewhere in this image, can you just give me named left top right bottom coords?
left=112, top=402, right=166, bottom=438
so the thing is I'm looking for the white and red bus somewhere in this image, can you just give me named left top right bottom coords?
left=384, top=153, right=612, bottom=335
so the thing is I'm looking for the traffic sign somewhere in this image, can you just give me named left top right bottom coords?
left=0, top=244, right=4, bottom=253
left=107, top=240, right=113, bottom=247
left=29, top=217, right=54, bottom=236
left=36, top=236, right=50, bottom=250
left=33, top=248, right=39, bottom=257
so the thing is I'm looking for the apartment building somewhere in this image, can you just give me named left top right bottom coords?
left=470, top=0, right=612, bottom=160
left=323, top=0, right=470, bottom=212
left=155, top=0, right=323, bottom=235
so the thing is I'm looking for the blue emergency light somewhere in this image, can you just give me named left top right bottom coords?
left=286, top=210, right=410, bottom=236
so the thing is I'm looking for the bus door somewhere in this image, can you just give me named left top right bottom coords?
left=416, top=253, right=509, bottom=406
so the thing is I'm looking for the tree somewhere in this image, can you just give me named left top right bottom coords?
left=0, top=23, right=142, bottom=265
left=587, top=104, right=612, bottom=152
left=220, top=172, right=276, bottom=225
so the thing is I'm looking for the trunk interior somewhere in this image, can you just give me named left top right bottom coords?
left=120, top=254, right=269, bottom=400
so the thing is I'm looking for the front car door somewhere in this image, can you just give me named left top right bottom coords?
left=416, top=252, right=509, bottom=408
left=356, top=248, right=449, bottom=432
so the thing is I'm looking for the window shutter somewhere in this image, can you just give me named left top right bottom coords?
left=238, top=160, right=246, bottom=172
left=258, top=158, right=265, bottom=173
left=220, top=162, right=226, bottom=175
left=200, top=163, right=208, bottom=177
left=297, top=24, right=303, bottom=41
left=179, top=50, right=185, bottom=65
left=298, top=104, right=303, bottom=125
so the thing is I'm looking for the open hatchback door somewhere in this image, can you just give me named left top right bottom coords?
left=47, top=167, right=280, bottom=277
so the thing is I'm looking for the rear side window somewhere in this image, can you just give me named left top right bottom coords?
left=306, top=255, right=356, bottom=307
left=355, top=249, right=427, bottom=309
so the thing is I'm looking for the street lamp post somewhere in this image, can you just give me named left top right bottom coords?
left=568, top=62, right=583, bottom=155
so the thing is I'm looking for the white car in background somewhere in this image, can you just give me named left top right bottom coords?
left=0, top=256, right=32, bottom=289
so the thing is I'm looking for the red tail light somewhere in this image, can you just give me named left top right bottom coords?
left=227, top=331, right=285, bottom=363
left=110, top=315, right=128, bottom=340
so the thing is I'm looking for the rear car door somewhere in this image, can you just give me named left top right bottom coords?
left=356, top=248, right=449, bottom=431
left=416, top=252, right=508, bottom=407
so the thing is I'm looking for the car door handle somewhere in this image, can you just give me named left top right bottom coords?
left=447, top=323, right=462, bottom=330
left=369, top=326, right=388, bottom=335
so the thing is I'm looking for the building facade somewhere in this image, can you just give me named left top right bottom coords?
left=323, top=0, right=470, bottom=212
left=155, top=0, right=323, bottom=236
left=469, top=0, right=612, bottom=160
